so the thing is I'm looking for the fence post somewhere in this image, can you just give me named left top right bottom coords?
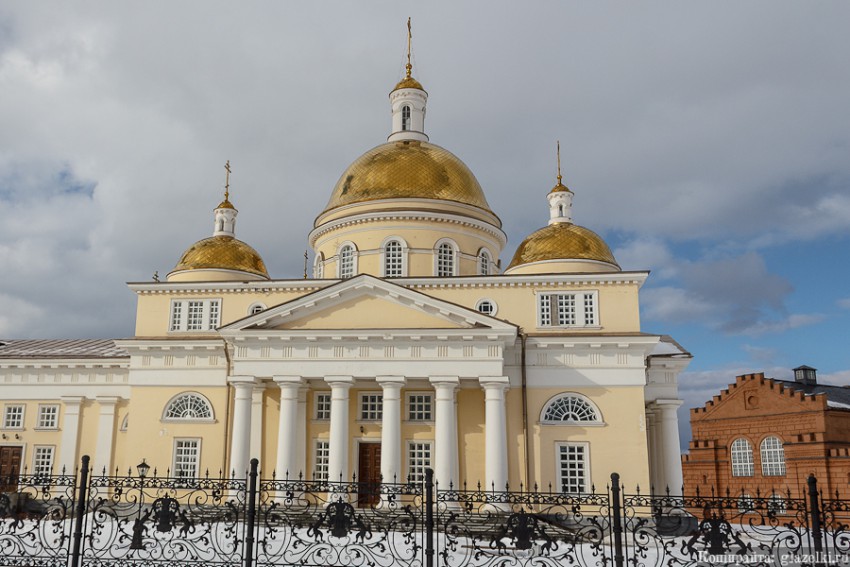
left=610, top=472, right=625, bottom=567
left=425, top=467, right=434, bottom=567
left=244, top=458, right=259, bottom=567
left=70, top=455, right=90, bottom=567
left=807, top=475, right=825, bottom=567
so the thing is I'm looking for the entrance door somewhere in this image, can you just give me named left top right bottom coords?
left=357, top=442, right=381, bottom=507
left=0, top=446, right=22, bottom=492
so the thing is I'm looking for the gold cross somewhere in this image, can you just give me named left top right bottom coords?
left=556, top=141, right=562, bottom=185
left=224, top=160, right=231, bottom=201
left=406, top=17, right=413, bottom=78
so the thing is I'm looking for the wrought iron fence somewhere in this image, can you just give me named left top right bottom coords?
left=3, top=456, right=850, bottom=566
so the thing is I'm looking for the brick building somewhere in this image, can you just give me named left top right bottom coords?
left=682, top=366, right=850, bottom=498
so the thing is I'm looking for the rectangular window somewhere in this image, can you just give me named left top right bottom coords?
left=3, top=405, right=24, bottom=429
left=407, top=394, right=433, bottom=421
left=170, top=299, right=222, bottom=332
left=314, top=440, right=330, bottom=482
left=557, top=443, right=588, bottom=493
left=360, top=394, right=383, bottom=421
left=37, top=405, right=59, bottom=429
left=315, top=393, right=331, bottom=420
left=407, top=441, right=432, bottom=483
left=173, top=439, right=201, bottom=479
left=538, top=292, right=598, bottom=328
left=33, top=446, right=55, bottom=477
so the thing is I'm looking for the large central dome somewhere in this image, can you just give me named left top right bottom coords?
left=323, top=140, right=494, bottom=214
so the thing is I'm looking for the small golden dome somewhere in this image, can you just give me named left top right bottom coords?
left=549, top=182, right=572, bottom=194
left=393, top=76, right=425, bottom=91
left=216, top=198, right=235, bottom=210
left=506, top=223, right=619, bottom=271
left=171, top=235, right=269, bottom=278
left=323, top=140, right=494, bottom=214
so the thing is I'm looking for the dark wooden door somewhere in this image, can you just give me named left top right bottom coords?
left=357, top=442, right=381, bottom=507
left=0, top=446, right=22, bottom=492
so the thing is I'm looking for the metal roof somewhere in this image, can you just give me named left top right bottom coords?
left=0, top=339, right=128, bottom=359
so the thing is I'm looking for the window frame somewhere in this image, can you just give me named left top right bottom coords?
left=406, top=440, right=433, bottom=483
left=406, top=393, right=433, bottom=422
left=338, top=243, right=357, bottom=279
left=247, top=303, right=266, bottom=315
left=173, top=438, right=201, bottom=479
left=313, top=439, right=330, bottom=482
left=477, top=249, right=493, bottom=276
left=162, top=392, right=215, bottom=422
left=401, top=105, right=411, bottom=131
left=36, top=404, right=59, bottom=430
left=3, top=404, right=25, bottom=430
left=760, top=436, right=786, bottom=476
left=314, top=393, right=332, bottom=421
left=169, top=299, right=222, bottom=332
left=382, top=238, right=406, bottom=278
left=730, top=437, right=754, bottom=477
left=435, top=239, right=458, bottom=277
left=313, top=252, right=324, bottom=279
left=541, top=394, right=603, bottom=425
left=537, top=291, right=599, bottom=328
left=32, top=445, right=55, bottom=477
left=555, top=442, right=589, bottom=494
left=359, top=392, right=383, bottom=421
left=475, top=298, right=498, bottom=317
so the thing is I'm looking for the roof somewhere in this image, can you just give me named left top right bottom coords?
left=0, top=339, right=128, bottom=359
left=775, top=379, right=850, bottom=409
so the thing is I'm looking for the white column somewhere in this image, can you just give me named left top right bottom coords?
left=655, top=399, right=684, bottom=496
left=296, top=387, right=308, bottom=477
left=93, top=397, right=119, bottom=474
left=229, top=376, right=256, bottom=476
left=430, top=376, right=460, bottom=488
left=378, top=376, right=405, bottom=483
left=59, top=396, right=84, bottom=474
left=274, top=376, right=304, bottom=479
left=325, top=376, right=354, bottom=482
left=250, top=383, right=266, bottom=467
left=479, top=377, right=510, bottom=491
left=645, top=409, right=661, bottom=492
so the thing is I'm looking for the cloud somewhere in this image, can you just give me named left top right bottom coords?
left=839, top=298, right=850, bottom=310
left=614, top=238, right=679, bottom=280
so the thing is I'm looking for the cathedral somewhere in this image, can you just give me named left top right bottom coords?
left=0, top=38, right=690, bottom=496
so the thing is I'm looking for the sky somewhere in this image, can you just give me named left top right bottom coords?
left=1, top=2, right=849, bottom=450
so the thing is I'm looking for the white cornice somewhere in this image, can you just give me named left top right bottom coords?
left=128, top=271, right=650, bottom=294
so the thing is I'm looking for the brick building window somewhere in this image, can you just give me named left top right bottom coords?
left=760, top=436, right=786, bottom=476
left=730, top=438, right=754, bottom=477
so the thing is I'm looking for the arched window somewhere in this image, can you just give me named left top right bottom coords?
left=436, top=242, right=455, bottom=276
left=313, top=253, right=324, bottom=279
left=730, top=438, right=754, bottom=477
left=384, top=239, right=403, bottom=277
left=163, top=393, right=214, bottom=421
left=401, top=105, right=411, bottom=131
left=339, top=244, right=355, bottom=279
left=476, top=299, right=496, bottom=316
left=478, top=249, right=492, bottom=276
left=760, top=436, right=786, bottom=476
left=541, top=394, right=601, bottom=423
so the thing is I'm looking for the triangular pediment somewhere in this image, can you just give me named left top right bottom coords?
left=221, top=274, right=516, bottom=333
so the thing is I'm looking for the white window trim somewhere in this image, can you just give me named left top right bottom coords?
left=434, top=238, right=459, bottom=277
left=730, top=437, right=754, bottom=477
left=536, top=291, right=600, bottom=329
left=247, top=302, right=267, bottom=315
left=314, top=392, right=332, bottom=421
left=477, top=248, right=494, bottom=276
left=475, top=298, right=498, bottom=317
left=3, top=404, right=25, bottom=430
left=313, top=252, right=325, bottom=279
left=169, top=298, right=222, bottom=333
left=760, top=436, right=786, bottom=477
left=337, top=242, right=358, bottom=279
left=406, top=439, right=434, bottom=483
left=405, top=392, right=434, bottom=422
left=35, top=404, right=60, bottom=430
left=540, top=393, right=604, bottom=426
left=172, top=437, right=202, bottom=479
left=381, top=236, right=408, bottom=278
left=32, top=445, right=55, bottom=477
left=161, top=392, right=216, bottom=423
left=120, top=414, right=129, bottom=432
left=313, top=439, right=330, bottom=482
left=555, top=441, right=590, bottom=494
left=358, top=392, right=383, bottom=421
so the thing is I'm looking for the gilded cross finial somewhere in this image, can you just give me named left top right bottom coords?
left=405, top=17, right=413, bottom=79
left=556, top=141, right=563, bottom=185
left=224, top=160, right=232, bottom=202
left=303, top=250, right=309, bottom=279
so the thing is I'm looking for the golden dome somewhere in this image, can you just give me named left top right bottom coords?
left=393, top=76, right=425, bottom=91
left=506, top=223, right=619, bottom=271
left=171, top=235, right=269, bottom=278
left=216, top=198, right=235, bottom=210
left=549, top=182, right=571, bottom=194
left=323, top=140, right=494, bottom=215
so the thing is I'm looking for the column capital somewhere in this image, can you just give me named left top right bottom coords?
left=274, top=375, right=305, bottom=386
left=377, top=375, right=406, bottom=385
left=228, top=375, right=257, bottom=387
left=479, top=376, right=510, bottom=390
left=60, top=396, right=85, bottom=407
left=429, top=376, right=459, bottom=387
left=652, top=399, right=684, bottom=411
left=325, top=375, right=354, bottom=387
left=95, top=396, right=121, bottom=406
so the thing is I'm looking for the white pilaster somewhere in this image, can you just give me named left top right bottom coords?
left=430, top=376, right=460, bottom=488
left=59, top=396, right=84, bottom=474
left=93, top=397, right=119, bottom=474
left=479, top=377, right=510, bottom=491
left=655, top=399, right=684, bottom=496
left=250, top=384, right=266, bottom=467
left=274, top=376, right=304, bottom=479
left=326, top=376, right=354, bottom=482
left=378, top=376, right=405, bottom=483
left=229, top=376, right=256, bottom=476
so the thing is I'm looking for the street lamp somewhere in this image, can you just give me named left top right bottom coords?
left=130, top=459, right=149, bottom=550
